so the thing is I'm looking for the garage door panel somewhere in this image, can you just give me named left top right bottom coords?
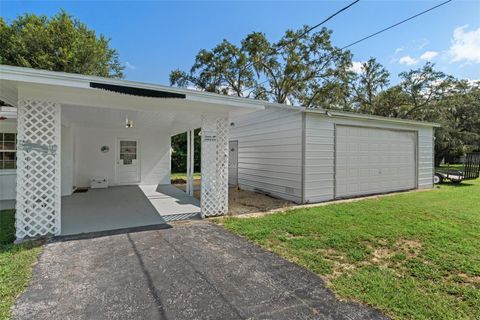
left=335, top=126, right=416, bottom=198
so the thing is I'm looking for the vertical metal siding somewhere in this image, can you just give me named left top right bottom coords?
left=304, top=113, right=434, bottom=203
left=230, top=108, right=303, bottom=203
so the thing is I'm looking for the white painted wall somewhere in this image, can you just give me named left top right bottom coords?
left=61, top=125, right=75, bottom=196
left=0, top=120, right=17, bottom=201
left=230, top=107, right=303, bottom=203
left=73, top=126, right=170, bottom=188
left=0, top=120, right=77, bottom=200
left=304, top=112, right=434, bottom=203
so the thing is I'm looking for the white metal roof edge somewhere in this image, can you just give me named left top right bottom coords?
left=304, top=108, right=441, bottom=128
left=0, top=64, right=267, bottom=109
left=0, top=65, right=440, bottom=127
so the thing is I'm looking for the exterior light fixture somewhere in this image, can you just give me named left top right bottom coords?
left=125, top=117, right=134, bottom=128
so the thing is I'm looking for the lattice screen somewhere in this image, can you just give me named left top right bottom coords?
left=200, top=115, right=229, bottom=217
left=16, top=100, right=61, bottom=239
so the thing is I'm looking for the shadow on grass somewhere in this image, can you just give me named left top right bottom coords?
left=437, top=181, right=476, bottom=188
left=0, top=209, right=16, bottom=245
left=0, top=209, right=44, bottom=253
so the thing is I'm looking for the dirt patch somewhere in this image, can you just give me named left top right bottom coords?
left=318, top=239, right=424, bottom=282
left=227, top=187, right=293, bottom=215
left=174, top=182, right=293, bottom=215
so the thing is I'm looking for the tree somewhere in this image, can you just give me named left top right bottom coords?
left=170, top=26, right=352, bottom=107
left=0, top=10, right=124, bottom=78
left=170, top=39, right=263, bottom=99
left=171, top=129, right=202, bottom=173
left=433, top=81, right=480, bottom=165
left=397, top=63, right=452, bottom=120
left=350, top=58, right=390, bottom=113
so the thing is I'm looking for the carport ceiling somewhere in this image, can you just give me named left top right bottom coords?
left=62, top=104, right=204, bottom=135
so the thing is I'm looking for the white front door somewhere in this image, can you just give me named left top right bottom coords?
left=228, top=140, right=238, bottom=186
left=116, top=138, right=140, bottom=184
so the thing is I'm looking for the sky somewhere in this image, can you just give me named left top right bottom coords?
left=1, top=0, right=479, bottom=85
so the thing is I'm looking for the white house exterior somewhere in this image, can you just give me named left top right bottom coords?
left=1, top=65, right=438, bottom=240
left=0, top=65, right=265, bottom=240
left=229, top=107, right=438, bottom=203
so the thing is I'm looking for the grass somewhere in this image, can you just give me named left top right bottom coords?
left=221, top=179, right=480, bottom=319
left=170, top=172, right=201, bottom=182
left=0, top=210, right=43, bottom=320
left=436, top=164, right=464, bottom=171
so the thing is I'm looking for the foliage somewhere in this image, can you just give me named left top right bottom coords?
left=221, top=178, right=480, bottom=320
left=0, top=210, right=43, bottom=320
left=0, top=10, right=124, bottom=78
left=171, top=26, right=352, bottom=107
left=350, top=57, right=390, bottom=113
left=171, top=129, right=201, bottom=173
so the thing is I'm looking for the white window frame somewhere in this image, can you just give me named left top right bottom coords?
left=0, top=132, right=17, bottom=173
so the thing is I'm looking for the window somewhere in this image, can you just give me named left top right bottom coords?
left=0, top=133, right=17, bottom=169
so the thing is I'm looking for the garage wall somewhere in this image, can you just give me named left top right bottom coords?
left=74, top=127, right=171, bottom=188
left=417, top=126, right=435, bottom=189
left=230, top=107, right=303, bottom=203
left=304, top=113, right=434, bottom=203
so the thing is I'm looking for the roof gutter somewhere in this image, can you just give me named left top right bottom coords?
left=304, top=108, right=441, bottom=128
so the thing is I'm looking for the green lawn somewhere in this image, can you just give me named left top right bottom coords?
left=221, top=179, right=480, bottom=319
left=0, top=210, right=43, bottom=320
left=170, top=172, right=201, bottom=182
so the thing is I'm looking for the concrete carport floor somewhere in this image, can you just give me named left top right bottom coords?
left=12, top=221, right=387, bottom=320
left=61, top=184, right=201, bottom=235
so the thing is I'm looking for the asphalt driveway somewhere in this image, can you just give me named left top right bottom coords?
left=13, top=221, right=387, bottom=320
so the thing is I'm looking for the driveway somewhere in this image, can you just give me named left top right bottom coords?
left=13, top=222, right=387, bottom=320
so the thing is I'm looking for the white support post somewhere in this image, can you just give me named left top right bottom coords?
left=200, top=115, right=229, bottom=217
left=189, top=130, right=194, bottom=196
left=15, top=99, right=62, bottom=239
left=186, top=130, right=191, bottom=195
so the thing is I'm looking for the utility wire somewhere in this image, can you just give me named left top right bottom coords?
left=280, top=0, right=361, bottom=48
left=246, top=0, right=453, bottom=91
left=341, top=0, right=452, bottom=50
left=242, top=0, right=361, bottom=73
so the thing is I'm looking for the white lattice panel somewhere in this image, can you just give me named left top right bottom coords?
left=16, top=100, right=61, bottom=239
left=201, top=115, right=229, bottom=217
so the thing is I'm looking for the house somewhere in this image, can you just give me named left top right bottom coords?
left=0, top=65, right=438, bottom=241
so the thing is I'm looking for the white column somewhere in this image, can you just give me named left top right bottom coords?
left=200, top=115, right=229, bottom=217
left=189, top=130, right=194, bottom=196
left=16, top=99, right=62, bottom=239
left=186, top=130, right=191, bottom=195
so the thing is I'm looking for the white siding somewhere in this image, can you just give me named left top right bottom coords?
left=230, top=108, right=303, bottom=203
left=304, top=113, right=434, bottom=203
left=74, top=127, right=171, bottom=188
left=418, top=126, right=434, bottom=189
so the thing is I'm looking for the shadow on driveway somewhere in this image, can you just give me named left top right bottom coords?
left=13, top=222, right=387, bottom=320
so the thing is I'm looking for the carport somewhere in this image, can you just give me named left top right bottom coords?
left=61, top=185, right=200, bottom=235
left=0, top=65, right=265, bottom=240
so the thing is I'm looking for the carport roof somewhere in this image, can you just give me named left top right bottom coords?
left=0, top=64, right=267, bottom=111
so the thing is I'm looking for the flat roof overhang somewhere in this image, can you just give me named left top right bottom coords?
left=0, top=65, right=267, bottom=135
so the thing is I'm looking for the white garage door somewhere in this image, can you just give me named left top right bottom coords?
left=335, top=126, right=416, bottom=198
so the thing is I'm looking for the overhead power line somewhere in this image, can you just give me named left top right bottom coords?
left=341, top=0, right=452, bottom=50
left=282, top=0, right=361, bottom=47
left=242, top=0, right=361, bottom=72
left=246, top=0, right=453, bottom=91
